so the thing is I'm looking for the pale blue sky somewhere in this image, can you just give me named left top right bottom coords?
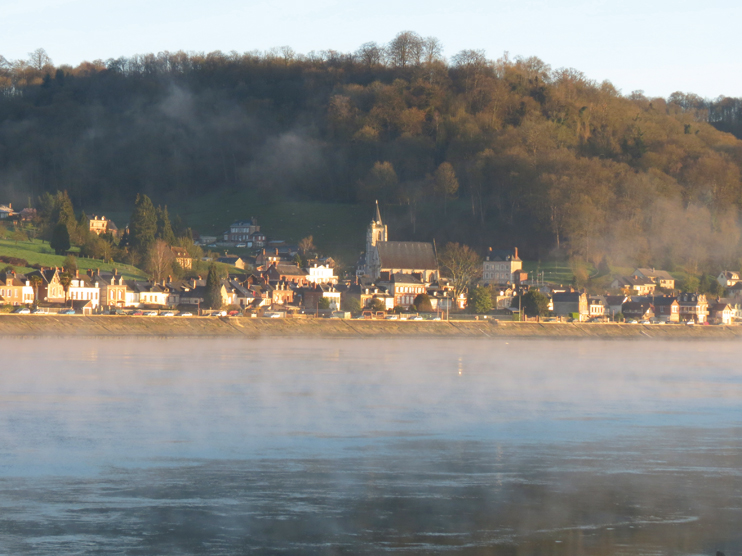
left=1, top=0, right=739, bottom=98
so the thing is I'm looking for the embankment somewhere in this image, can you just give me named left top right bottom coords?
left=1, top=315, right=741, bottom=339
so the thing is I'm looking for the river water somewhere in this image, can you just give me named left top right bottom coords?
left=0, top=337, right=740, bottom=555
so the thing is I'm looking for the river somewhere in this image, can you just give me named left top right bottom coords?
left=1, top=337, right=740, bottom=555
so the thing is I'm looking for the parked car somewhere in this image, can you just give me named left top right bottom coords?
left=179, top=312, right=193, bottom=317
left=409, top=315, right=424, bottom=321
left=160, top=312, right=175, bottom=317
left=31, top=308, right=46, bottom=314
left=143, top=311, right=158, bottom=316
left=132, top=310, right=144, bottom=316
left=228, top=310, right=240, bottom=316
left=236, top=243, right=246, bottom=248
left=60, top=309, right=76, bottom=315
left=385, top=315, right=399, bottom=320
left=628, top=319, right=638, bottom=324
left=13, top=307, right=30, bottom=314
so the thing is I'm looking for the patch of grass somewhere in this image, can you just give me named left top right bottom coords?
left=522, top=260, right=581, bottom=286
left=0, top=238, right=146, bottom=279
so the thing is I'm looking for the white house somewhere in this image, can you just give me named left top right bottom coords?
left=68, top=273, right=101, bottom=309
left=305, top=264, right=337, bottom=285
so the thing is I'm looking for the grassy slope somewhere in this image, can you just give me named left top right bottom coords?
left=0, top=238, right=146, bottom=279
left=97, top=189, right=369, bottom=266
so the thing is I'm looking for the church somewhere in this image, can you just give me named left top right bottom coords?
left=359, top=202, right=439, bottom=283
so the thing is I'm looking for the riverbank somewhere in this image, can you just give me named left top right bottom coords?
left=1, top=315, right=741, bottom=339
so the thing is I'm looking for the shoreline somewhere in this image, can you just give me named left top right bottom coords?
left=1, top=315, right=741, bottom=339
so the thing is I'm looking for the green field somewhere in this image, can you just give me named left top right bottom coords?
left=0, top=238, right=146, bottom=279
left=522, top=260, right=586, bottom=286
left=95, top=189, right=369, bottom=267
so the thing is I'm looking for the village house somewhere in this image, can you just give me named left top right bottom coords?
left=217, top=256, right=246, bottom=270
left=171, top=247, right=192, bottom=270
left=652, top=296, right=680, bottom=323
left=610, top=275, right=657, bottom=296
left=622, top=300, right=655, bottom=321
left=717, top=271, right=740, bottom=289
left=677, top=292, right=709, bottom=323
left=223, top=218, right=261, bottom=244
left=588, top=295, right=608, bottom=319
left=0, top=203, right=15, bottom=219
left=552, top=291, right=588, bottom=321
left=482, top=247, right=526, bottom=285
left=25, top=268, right=65, bottom=303
left=306, top=263, right=337, bottom=285
left=720, top=298, right=742, bottom=322
left=633, top=268, right=675, bottom=290
left=88, top=215, right=118, bottom=237
left=0, top=272, right=35, bottom=306
left=93, top=270, right=127, bottom=309
left=68, top=271, right=101, bottom=309
left=264, top=262, right=308, bottom=286
left=298, top=283, right=341, bottom=311
left=381, top=273, right=427, bottom=309
left=708, top=301, right=734, bottom=325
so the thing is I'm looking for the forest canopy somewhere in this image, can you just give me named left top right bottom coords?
left=2, top=36, right=742, bottom=272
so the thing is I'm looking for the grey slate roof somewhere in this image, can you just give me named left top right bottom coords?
left=376, top=241, right=437, bottom=271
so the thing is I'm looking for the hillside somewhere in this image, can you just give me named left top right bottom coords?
left=0, top=238, right=146, bottom=278
left=2, top=36, right=742, bottom=272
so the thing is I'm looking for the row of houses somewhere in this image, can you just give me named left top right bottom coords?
left=549, top=291, right=737, bottom=324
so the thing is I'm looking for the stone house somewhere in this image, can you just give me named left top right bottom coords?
left=482, top=247, right=525, bottom=285
left=552, top=291, right=588, bottom=321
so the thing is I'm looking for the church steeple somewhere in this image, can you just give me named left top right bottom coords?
left=374, top=199, right=382, bottom=225
left=364, top=200, right=387, bottom=280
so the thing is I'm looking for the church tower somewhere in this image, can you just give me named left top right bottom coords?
left=365, top=200, right=387, bottom=280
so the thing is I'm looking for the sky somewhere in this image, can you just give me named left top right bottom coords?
left=1, top=0, right=739, bottom=99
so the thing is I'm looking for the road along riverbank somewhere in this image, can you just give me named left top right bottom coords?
left=1, top=315, right=741, bottom=339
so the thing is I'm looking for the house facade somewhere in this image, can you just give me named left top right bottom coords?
left=482, top=247, right=524, bottom=285
left=718, top=271, right=740, bottom=288
left=0, top=273, right=34, bottom=305
left=306, top=264, right=337, bottom=285
left=88, top=215, right=117, bottom=236
left=552, top=292, right=588, bottom=321
left=633, top=268, right=675, bottom=290
left=677, top=293, right=709, bottom=323
left=653, top=296, right=680, bottom=323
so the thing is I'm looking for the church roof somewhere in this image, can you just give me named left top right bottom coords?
left=374, top=200, right=382, bottom=224
left=377, top=242, right=438, bottom=271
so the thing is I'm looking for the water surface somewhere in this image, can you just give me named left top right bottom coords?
left=1, top=338, right=740, bottom=555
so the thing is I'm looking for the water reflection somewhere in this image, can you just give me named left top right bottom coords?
left=0, top=338, right=740, bottom=555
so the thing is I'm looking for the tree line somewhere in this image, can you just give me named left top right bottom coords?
left=2, top=35, right=742, bottom=275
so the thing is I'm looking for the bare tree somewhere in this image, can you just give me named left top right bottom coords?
left=147, top=239, right=175, bottom=282
left=387, top=31, right=423, bottom=68
left=28, top=48, right=52, bottom=70
left=438, top=243, right=482, bottom=298
left=433, top=162, right=459, bottom=215
left=421, top=37, right=443, bottom=65
left=298, top=235, right=316, bottom=256
left=355, top=42, right=384, bottom=67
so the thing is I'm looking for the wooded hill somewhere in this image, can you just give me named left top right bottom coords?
left=2, top=36, right=742, bottom=273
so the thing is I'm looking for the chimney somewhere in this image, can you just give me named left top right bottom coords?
left=113, top=268, right=117, bottom=275
left=514, top=247, right=518, bottom=259
left=168, top=275, right=172, bottom=283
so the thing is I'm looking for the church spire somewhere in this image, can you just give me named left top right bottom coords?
left=374, top=200, right=382, bottom=224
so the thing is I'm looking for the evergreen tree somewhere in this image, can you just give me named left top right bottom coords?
left=520, top=289, right=550, bottom=317
left=204, top=263, right=223, bottom=310
left=52, top=191, right=75, bottom=229
left=412, top=293, right=433, bottom=312
left=467, top=286, right=492, bottom=314
left=156, top=205, right=176, bottom=245
left=129, top=194, right=157, bottom=255
left=50, top=222, right=70, bottom=255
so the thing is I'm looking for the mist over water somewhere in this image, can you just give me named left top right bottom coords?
left=1, top=338, right=741, bottom=555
